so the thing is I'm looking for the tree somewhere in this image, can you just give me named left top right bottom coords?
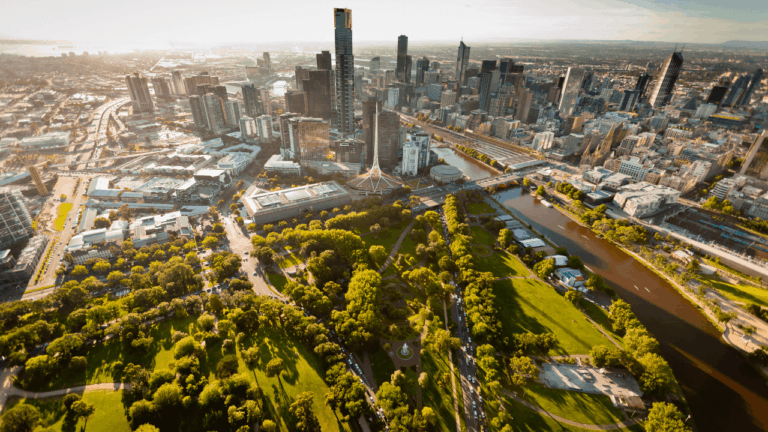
left=197, top=314, right=215, bottom=331
left=153, top=382, right=183, bottom=410
left=71, top=265, right=88, bottom=276
left=369, top=245, right=387, bottom=263
left=422, top=406, right=437, bottom=426
left=201, top=236, right=219, bottom=249
left=262, top=419, right=277, bottom=432
left=62, top=394, right=82, bottom=410
left=266, top=358, right=284, bottom=380
left=107, top=270, right=125, bottom=286
left=508, top=356, right=539, bottom=386
left=0, top=404, right=40, bottom=432
left=533, top=258, right=555, bottom=279
left=536, top=185, right=546, bottom=196
left=564, top=289, right=582, bottom=306
left=71, top=400, right=96, bottom=429
left=645, top=402, right=691, bottom=432
left=217, top=354, right=240, bottom=378
left=208, top=294, right=223, bottom=315
left=418, top=372, right=428, bottom=387
left=93, top=217, right=111, bottom=229
left=638, top=353, right=675, bottom=396
left=289, top=392, right=321, bottom=432
left=135, top=425, right=161, bottom=432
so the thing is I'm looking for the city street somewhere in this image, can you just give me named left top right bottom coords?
left=220, top=214, right=283, bottom=299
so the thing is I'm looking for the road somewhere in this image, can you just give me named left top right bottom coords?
left=220, top=214, right=282, bottom=299
left=437, top=208, right=486, bottom=431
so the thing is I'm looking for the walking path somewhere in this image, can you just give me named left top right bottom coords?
left=0, top=367, right=130, bottom=414
left=443, top=300, right=462, bottom=432
left=378, top=220, right=416, bottom=273
left=501, top=389, right=643, bottom=430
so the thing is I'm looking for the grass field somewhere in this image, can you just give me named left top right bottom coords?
left=362, top=221, right=411, bottom=254
left=266, top=271, right=289, bottom=292
left=470, top=226, right=495, bottom=247
left=475, top=250, right=529, bottom=278
left=468, top=202, right=495, bottom=215
left=580, top=301, right=624, bottom=347
left=278, top=252, right=303, bottom=269
left=53, top=202, right=73, bottom=231
left=7, top=390, right=131, bottom=432
left=521, top=382, right=626, bottom=425
left=492, top=278, right=611, bottom=355
left=700, top=274, right=768, bottom=307
left=397, top=232, right=420, bottom=260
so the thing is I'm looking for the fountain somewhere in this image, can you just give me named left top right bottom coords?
left=396, top=342, right=413, bottom=360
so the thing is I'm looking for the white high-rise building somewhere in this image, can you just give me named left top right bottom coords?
left=411, top=131, right=431, bottom=169
left=401, top=141, right=420, bottom=176
left=256, top=115, right=273, bottom=143
left=532, top=131, right=555, bottom=151
left=239, top=116, right=257, bottom=138
left=386, top=88, right=399, bottom=109
left=225, top=101, right=243, bottom=126
left=558, top=67, right=585, bottom=117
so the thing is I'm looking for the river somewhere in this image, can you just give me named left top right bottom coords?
left=493, top=187, right=768, bottom=432
left=432, top=147, right=495, bottom=180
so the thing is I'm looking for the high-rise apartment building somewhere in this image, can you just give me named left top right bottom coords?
left=441, top=90, right=457, bottom=108
left=404, top=55, right=412, bottom=84
left=456, top=40, right=470, bottom=85
left=334, top=7, right=355, bottom=135
left=285, top=90, right=308, bottom=116
left=283, top=117, right=331, bottom=162
left=317, top=51, right=332, bottom=70
left=171, top=71, right=185, bottom=95
left=478, top=60, right=496, bottom=113
left=202, top=93, right=226, bottom=134
left=396, top=35, right=408, bottom=83
left=189, top=95, right=208, bottom=129
left=224, top=101, right=242, bottom=126
left=370, top=56, right=380, bottom=70
left=256, top=115, right=273, bottom=143
left=515, top=90, right=533, bottom=123
left=377, top=111, right=400, bottom=168
left=532, top=132, right=555, bottom=151
left=239, top=116, right=257, bottom=138
left=295, top=66, right=312, bottom=91
left=411, top=131, right=431, bottom=169
left=648, top=50, right=683, bottom=108
left=362, top=98, right=382, bottom=163
left=242, top=83, right=263, bottom=118
left=211, top=85, right=228, bottom=103
left=558, top=67, right=585, bottom=117
left=740, top=68, right=763, bottom=108
left=498, top=58, right=524, bottom=88
left=415, top=57, right=430, bottom=87
left=333, top=139, right=366, bottom=165
left=303, top=70, right=334, bottom=121
left=151, top=77, right=173, bottom=102
left=0, top=189, right=34, bottom=250
left=260, top=89, right=272, bottom=117
left=125, top=73, right=154, bottom=113
left=263, top=52, right=271, bottom=74
left=635, top=72, right=651, bottom=99
left=489, top=93, right=512, bottom=118
left=401, top=142, right=419, bottom=176
left=355, top=74, right=363, bottom=96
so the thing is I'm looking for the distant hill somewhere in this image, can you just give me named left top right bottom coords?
left=721, top=40, right=768, bottom=49
left=0, top=38, right=72, bottom=45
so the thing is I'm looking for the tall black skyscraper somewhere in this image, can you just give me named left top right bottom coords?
left=634, top=72, right=651, bottom=99
left=739, top=68, right=763, bottom=108
left=415, top=57, right=430, bottom=87
left=405, top=55, right=412, bottom=84
left=724, top=74, right=750, bottom=107
left=334, top=8, right=354, bottom=135
left=242, top=83, right=263, bottom=118
left=317, top=51, right=332, bottom=70
left=706, top=86, right=729, bottom=105
left=396, top=35, right=408, bottom=83
left=456, top=40, right=470, bottom=85
left=648, top=49, right=683, bottom=108
left=478, top=60, right=497, bottom=112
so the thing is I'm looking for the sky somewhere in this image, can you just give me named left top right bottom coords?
left=0, top=0, right=766, bottom=47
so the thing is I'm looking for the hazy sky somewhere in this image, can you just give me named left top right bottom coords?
left=1, top=0, right=766, bottom=46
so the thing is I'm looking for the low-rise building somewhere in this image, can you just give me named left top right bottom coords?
left=264, top=154, right=302, bottom=175
left=240, top=181, right=352, bottom=224
left=0, top=236, right=49, bottom=287
left=613, top=182, right=680, bottom=217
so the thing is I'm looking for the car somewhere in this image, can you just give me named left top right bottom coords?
left=253, top=271, right=258, bottom=276
left=472, top=401, right=476, bottom=408
left=473, top=410, right=477, bottom=418
left=468, top=337, right=472, bottom=344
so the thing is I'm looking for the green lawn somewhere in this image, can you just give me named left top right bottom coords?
left=278, top=252, right=303, bottom=269
left=521, top=382, right=626, bottom=425
left=487, top=392, right=643, bottom=432
left=267, top=271, right=289, bottom=292
left=468, top=202, right=495, bottom=215
left=362, top=221, right=411, bottom=254
left=700, top=273, right=768, bottom=307
left=397, top=232, right=420, bottom=260
left=470, top=226, right=496, bottom=247
left=53, top=203, right=73, bottom=231
left=7, top=390, right=131, bottom=432
left=475, top=250, right=529, bottom=278
left=492, top=278, right=611, bottom=355
left=580, top=300, right=624, bottom=347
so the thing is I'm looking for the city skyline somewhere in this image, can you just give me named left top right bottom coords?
left=1, top=0, right=767, bottom=47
